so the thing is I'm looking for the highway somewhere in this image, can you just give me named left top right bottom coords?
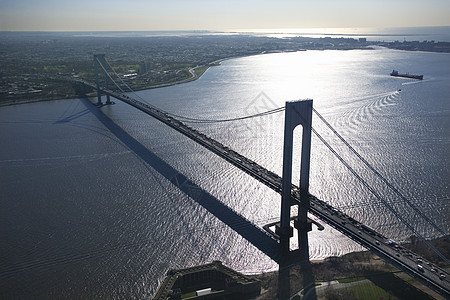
left=73, top=78, right=450, bottom=298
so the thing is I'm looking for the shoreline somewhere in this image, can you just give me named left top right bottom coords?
left=0, top=48, right=368, bottom=108
left=0, top=47, right=356, bottom=108
left=251, top=236, right=449, bottom=299
left=0, top=57, right=229, bottom=108
left=2, top=45, right=449, bottom=109
left=2, top=44, right=447, bottom=108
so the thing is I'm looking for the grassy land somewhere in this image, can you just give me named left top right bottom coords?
left=253, top=236, right=449, bottom=299
left=337, top=276, right=366, bottom=284
left=326, top=282, right=397, bottom=300
left=0, top=63, right=214, bottom=108
left=193, top=65, right=211, bottom=77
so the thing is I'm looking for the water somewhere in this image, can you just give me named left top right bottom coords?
left=5, top=26, right=448, bottom=42
left=244, top=26, right=450, bottom=42
left=1, top=47, right=449, bottom=298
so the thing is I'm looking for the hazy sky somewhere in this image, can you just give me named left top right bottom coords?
left=1, top=0, right=449, bottom=31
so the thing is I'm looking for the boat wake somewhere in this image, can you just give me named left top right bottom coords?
left=332, top=90, right=401, bottom=135
left=402, top=78, right=432, bottom=85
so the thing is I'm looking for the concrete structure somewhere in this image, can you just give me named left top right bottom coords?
left=93, top=54, right=111, bottom=105
left=276, top=100, right=313, bottom=258
left=152, top=261, right=261, bottom=300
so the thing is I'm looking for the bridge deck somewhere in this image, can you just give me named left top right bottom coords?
left=74, top=78, right=449, bottom=298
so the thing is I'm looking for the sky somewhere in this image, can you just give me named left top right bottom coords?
left=0, top=0, right=449, bottom=31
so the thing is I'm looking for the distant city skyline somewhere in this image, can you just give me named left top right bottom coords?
left=1, top=0, right=449, bottom=31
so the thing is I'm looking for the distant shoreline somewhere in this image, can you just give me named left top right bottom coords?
left=0, top=54, right=260, bottom=107
left=130, top=58, right=226, bottom=90
left=1, top=43, right=449, bottom=108
left=0, top=65, right=210, bottom=107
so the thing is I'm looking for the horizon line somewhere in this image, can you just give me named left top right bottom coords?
left=1, top=25, right=449, bottom=33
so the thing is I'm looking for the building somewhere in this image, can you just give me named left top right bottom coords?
left=153, top=261, right=261, bottom=299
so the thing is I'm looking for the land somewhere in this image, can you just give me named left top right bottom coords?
left=253, top=236, right=449, bottom=299
left=380, top=40, right=450, bottom=53
left=2, top=32, right=450, bottom=107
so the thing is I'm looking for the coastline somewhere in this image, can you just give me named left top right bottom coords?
left=0, top=58, right=224, bottom=108
left=0, top=53, right=267, bottom=107
left=2, top=42, right=449, bottom=108
left=252, top=236, right=449, bottom=299
left=0, top=48, right=359, bottom=108
left=2, top=31, right=449, bottom=109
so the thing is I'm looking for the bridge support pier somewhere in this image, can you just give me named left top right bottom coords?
left=94, top=54, right=111, bottom=105
left=278, top=100, right=313, bottom=257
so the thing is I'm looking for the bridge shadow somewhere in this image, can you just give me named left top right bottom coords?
left=53, top=108, right=91, bottom=124
left=364, top=271, right=435, bottom=300
left=78, top=98, right=282, bottom=263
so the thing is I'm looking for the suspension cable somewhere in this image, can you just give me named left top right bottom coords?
left=313, top=107, right=449, bottom=240
left=99, top=58, right=286, bottom=124
left=302, top=107, right=448, bottom=263
left=312, top=125, right=448, bottom=262
left=102, top=59, right=161, bottom=110
left=95, top=57, right=127, bottom=94
left=171, top=107, right=285, bottom=123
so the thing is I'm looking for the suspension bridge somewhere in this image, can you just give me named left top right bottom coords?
left=64, top=54, right=449, bottom=297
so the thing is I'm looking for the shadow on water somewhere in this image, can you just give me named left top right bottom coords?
left=78, top=98, right=282, bottom=263
left=53, top=108, right=91, bottom=124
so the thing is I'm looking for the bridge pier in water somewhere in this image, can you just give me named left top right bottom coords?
left=94, top=54, right=112, bottom=105
left=276, top=100, right=313, bottom=258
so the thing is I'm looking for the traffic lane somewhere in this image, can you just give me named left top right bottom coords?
left=307, top=199, right=449, bottom=291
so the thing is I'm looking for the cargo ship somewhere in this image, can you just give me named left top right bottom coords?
left=390, top=70, right=423, bottom=80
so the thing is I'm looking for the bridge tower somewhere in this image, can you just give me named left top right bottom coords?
left=93, top=54, right=111, bottom=105
left=276, top=100, right=313, bottom=258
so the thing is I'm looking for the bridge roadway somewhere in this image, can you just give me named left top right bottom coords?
left=74, top=79, right=449, bottom=297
